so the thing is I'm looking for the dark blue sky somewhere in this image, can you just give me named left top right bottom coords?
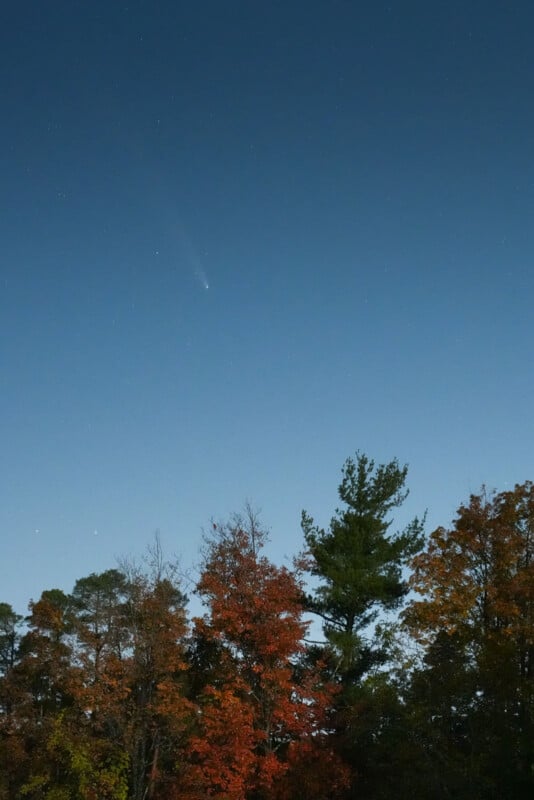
left=2, top=1, right=533, bottom=612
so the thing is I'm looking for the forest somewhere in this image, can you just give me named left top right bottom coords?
left=1, top=453, right=534, bottom=800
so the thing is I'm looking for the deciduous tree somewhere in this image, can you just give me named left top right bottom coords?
left=405, top=482, right=534, bottom=798
left=187, top=513, right=345, bottom=800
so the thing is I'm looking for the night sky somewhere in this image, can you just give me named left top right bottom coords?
left=2, top=1, right=534, bottom=613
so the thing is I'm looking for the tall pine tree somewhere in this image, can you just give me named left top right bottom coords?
left=302, top=453, right=424, bottom=681
left=301, top=453, right=424, bottom=796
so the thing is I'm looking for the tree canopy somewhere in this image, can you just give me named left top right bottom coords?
left=1, top=458, right=534, bottom=799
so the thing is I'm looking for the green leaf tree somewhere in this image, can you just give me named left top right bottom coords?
left=301, top=453, right=424, bottom=796
left=302, top=453, right=424, bottom=681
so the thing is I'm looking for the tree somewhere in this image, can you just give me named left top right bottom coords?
left=3, top=558, right=191, bottom=800
left=404, top=482, right=534, bottom=798
left=70, top=555, right=192, bottom=800
left=301, top=453, right=424, bottom=796
left=302, top=453, right=424, bottom=681
left=0, top=603, right=22, bottom=678
left=119, top=548, right=192, bottom=800
left=0, top=603, right=25, bottom=799
left=71, top=569, right=130, bottom=684
left=0, top=590, right=86, bottom=800
left=186, top=512, right=346, bottom=800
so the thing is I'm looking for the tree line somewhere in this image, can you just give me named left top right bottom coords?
left=1, top=453, right=533, bottom=799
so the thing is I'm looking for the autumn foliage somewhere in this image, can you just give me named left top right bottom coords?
left=2, top=461, right=534, bottom=799
left=185, top=520, right=347, bottom=799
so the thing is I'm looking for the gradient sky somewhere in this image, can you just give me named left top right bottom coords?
left=2, top=1, right=534, bottom=615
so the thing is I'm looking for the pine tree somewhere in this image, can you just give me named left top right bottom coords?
left=302, top=453, right=424, bottom=681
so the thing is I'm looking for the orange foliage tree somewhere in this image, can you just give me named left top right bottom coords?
left=70, top=558, right=192, bottom=800
left=185, top=513, right=347, bottom=800
left=404, top=482, right=534, bottom=791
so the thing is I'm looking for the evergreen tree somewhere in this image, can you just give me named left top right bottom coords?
left=301, top=453, right=424, bottom=796
left=302, top=452, right=424, bottom=681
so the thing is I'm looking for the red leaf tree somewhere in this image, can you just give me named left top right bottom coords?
left=185, top=513, right=346, bottom=800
